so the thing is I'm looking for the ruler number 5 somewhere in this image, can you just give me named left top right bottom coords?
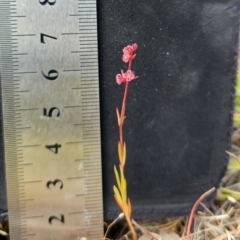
left=49, top=215, right=65, bottom=224
left=44, top=107, right=60, bottom=117
left=39, top=0, right=56, bottom=6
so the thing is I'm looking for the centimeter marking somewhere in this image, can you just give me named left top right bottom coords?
left=0, top=1, right=103, bottom=240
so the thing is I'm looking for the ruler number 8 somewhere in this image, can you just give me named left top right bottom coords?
left=39, top=0, right=56, bottom=5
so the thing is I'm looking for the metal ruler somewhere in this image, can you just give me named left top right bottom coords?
left=0, top=0, right=103, bottom=239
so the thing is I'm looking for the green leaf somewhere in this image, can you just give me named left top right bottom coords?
left=120, top=166, right=125, bottom=191
left=114, top=165, right=121, bottom=190
left=228, top=160, right=240, bottom=170
left=113, top=185, right=123, bottom=205
left=122, top=178, right=127, bottom=202
left=220, top=187, right=240, bottom=197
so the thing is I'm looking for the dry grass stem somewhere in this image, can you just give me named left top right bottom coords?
left=132, top=219, right=159, bottom=240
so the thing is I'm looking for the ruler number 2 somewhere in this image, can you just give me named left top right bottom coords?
left=49, top=215, right=65, bottom=224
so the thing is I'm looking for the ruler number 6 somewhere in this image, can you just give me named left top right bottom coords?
left=39, top=0, right=56, bottom=6
left=49, top=214, right=65, bottom=224
left=42, top=70, right=59, bottom=81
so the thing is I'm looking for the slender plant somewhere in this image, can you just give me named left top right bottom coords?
left=113, top=43, right=138, bottom=240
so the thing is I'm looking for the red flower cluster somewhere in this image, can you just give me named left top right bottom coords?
left=116, top=70, right=137, bottom=85
left=122, top=43, right=138, bottom=63
left=116, top=43, right=138, bottom=85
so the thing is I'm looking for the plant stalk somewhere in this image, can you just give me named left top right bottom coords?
left=126, top=214, right=137, bottom=240
left=117, top=59, right=137, bottom=239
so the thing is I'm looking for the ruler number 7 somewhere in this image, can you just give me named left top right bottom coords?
left=41, top=33, right=57, bottom=44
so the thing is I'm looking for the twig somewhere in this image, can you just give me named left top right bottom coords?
left=226, top=151, right=240, bottom=165
left=132, top=219, right=159, bottom=240
left=0, top=229, right=8, bottom=236
left=104, top=213, right=124, bottom=239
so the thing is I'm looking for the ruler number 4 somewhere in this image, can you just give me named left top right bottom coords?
left=39, top=0, right=56, bottom=6
left=45, top=143, right=61, bottom=154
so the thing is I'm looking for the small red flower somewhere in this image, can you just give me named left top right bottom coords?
left=123, top=70, right=136, bottom=82
left=122, top=43, right=138, bottom=63
left=116, top=70, right=126, bottom=85
left=116, top=70, right=137, bottom=85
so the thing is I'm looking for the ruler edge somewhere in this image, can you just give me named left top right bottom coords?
left=0, top=0, right=104, bottom=239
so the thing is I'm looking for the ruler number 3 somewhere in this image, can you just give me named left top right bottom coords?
left=39, top=0, right=56, bottom=6
left=47, top=179, right=63, bottom=189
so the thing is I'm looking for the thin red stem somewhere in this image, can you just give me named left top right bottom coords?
left=119, top=60, right=132, bottom=145
left=119, top=82, right=129, bottom=144
left=185, top=187, right=215, bottom=240
left=128, top=60, right=132, bottom=70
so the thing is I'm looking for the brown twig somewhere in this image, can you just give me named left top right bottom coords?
left=226, top=150, right=240, bottom=165
left=104, top=213, right=124, bottom=239
left=132, top=219, right=159, bottom=240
